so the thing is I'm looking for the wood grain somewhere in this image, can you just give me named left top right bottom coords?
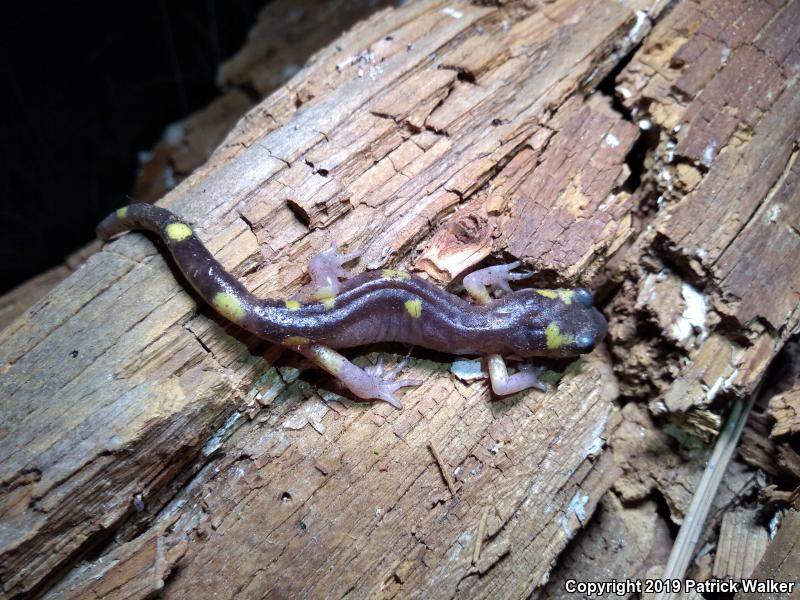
left=2, top=0, right=799, bottom=597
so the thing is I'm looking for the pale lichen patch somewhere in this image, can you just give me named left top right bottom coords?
left=561, top=491, right=589, bottom=535
left=670, top=282, right=707, bottom=343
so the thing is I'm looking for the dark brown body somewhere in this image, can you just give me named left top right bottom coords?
left=97, top=204, right=607, bottom=359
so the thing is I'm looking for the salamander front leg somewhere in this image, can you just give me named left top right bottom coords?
left=486, top=355, right=548, bottom=396
left=307, top=244, right=361, bottom=299
left=299, top=344, right=422, bottom=409
left=464, top=262, right=545, bottom=396
left=463, top=261, right=533, bottom=303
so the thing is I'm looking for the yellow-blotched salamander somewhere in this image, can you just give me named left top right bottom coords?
left=98, top=204, right=607, bottom=408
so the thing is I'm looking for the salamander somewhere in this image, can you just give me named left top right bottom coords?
left=97, top=204, right=607, bottom=408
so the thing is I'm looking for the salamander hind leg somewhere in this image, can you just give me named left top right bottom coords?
left=486, top=354, right=548, bottom=396
left=307, top=244, right=361, bottom=300
left=463, top=261, right=533, bottom=304
left=300, top=345, right=422, bottom=409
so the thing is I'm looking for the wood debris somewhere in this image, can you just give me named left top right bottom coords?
left=713, top=509, right=769, bottom=580
left=428, top=440, right=457, bottom=497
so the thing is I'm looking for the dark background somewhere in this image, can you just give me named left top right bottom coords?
left=0, top=1, right=267, bottom=295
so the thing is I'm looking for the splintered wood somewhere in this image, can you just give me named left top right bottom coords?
left=713, top=510, right=768, bottom=580
left=609, top=0, right=800, bottom=417
left=541, top=494, right=672, bottom=598
left=1, top=0, right=799, bottom=598
left=736, top=510, right=800, bottom=600
left=770, top=386, right=800, bottom=439
left=428, top=440, right=457, bottom=496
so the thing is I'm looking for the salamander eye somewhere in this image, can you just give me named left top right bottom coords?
left=574, top=287, right=593, bottom=306
left=574, top=332, right=595, bottom=352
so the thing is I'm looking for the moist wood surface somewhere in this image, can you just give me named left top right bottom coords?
left=2, top=0, right=799, bottom=598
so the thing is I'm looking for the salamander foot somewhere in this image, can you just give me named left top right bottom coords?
left=362, top=355, right=423, bottom=409
left=486, top=354, right=549, bottom=396
left=463, top=261, right=533, bottom=303
left=308, top=244, right=361, bottom=298
left=300, top=345, right=421, bottom=409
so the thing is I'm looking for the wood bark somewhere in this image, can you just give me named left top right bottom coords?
left=1, top=0, right=799, bottom=598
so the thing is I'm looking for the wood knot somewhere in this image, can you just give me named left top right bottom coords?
left=449, top=213, right=486, bottom=244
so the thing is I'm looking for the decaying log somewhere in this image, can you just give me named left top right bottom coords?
left=541, top=493, right=672, bottom=598
left=2, top=0, right=800, bottom=598
left=0, top=242, right=100, bottom=333
left=770, top=387, right=800, bottom=439
left=610, top=0, right=800, bottom=416
left=713, top=509, right=769, bottom=580
left=133, top=0, right=398, bottom=205
left=741, top=339, right=800, bottom=494
left=603, top=0, right=800, bottom=586
left=735, top=510, right=800, bottom=600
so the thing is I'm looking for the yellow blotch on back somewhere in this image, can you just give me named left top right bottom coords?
left=283, top=335, right=311, bottom=346
left=320, top=296, right=336, bottom=310
left=310, top=286, right=335, bottom=299
left=405, top=298, right=422, bottom=318
left=382, top=269, right=410, bottom=280
left=213, top=292, right=245, bottom=323
left=545, top=322, right=572, bottom=349
left=166, top=222, right=193, bottom=242
left=116, top=206, right=129, bottom=219
left=537, top=289, right=574, bottom=304
left=284, top=299, right=301, bottom=311
left=557, top=290, right=574, bottom=304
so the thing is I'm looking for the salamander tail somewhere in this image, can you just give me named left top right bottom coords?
left=97, top=203, right=284, bottom=337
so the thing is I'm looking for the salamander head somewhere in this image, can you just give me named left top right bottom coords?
left=499, top=287, right=608, bottom=358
